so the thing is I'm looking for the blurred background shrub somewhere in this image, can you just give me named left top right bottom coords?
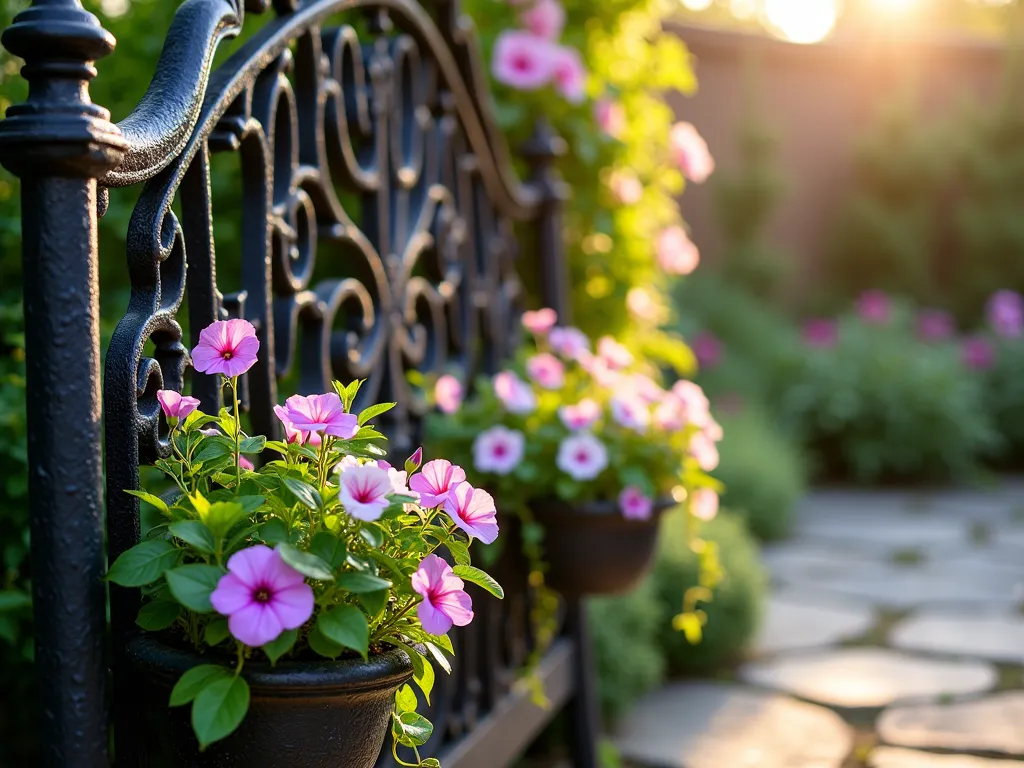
left=713, top=405, right=807, bottom=542
left=652, top=508, right=766, bottom=675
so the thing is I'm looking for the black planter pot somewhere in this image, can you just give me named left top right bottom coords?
left=532, top=497, right=672, bottom=597
left=126, top=633, right=413, bottom=768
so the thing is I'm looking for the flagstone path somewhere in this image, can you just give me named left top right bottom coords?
left=615, top=483, right=1024, bottom=768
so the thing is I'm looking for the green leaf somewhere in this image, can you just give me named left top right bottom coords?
left=394, top=683, right=418, bottom=713
left=366, top=550, right=407, bottom=580
left=233, top=495, right=266, bottom=515
left=106, top=539, right=180, bottom=587
left=445, top=538, right=471, bottom=567
left=125, top=489, right=169, bottom=515
left=262, top=628, right=297, bottom=665
left=359, top=589, right=388, bottom=618
left=194, top=437, right=235, bottom=463
left=239, top=436, right=267, bottom=454
left=282, top=477, right=322, bottom=510
left=357, top=402, right=396, bottom=425
left=307, top=626, right=344, bottom=659
left=168, top=520, right=216, bottom=554
left=183, top=411, right=219, bottom=431
left=317, top=605, right=368, bottom=659
left=420, top=760, right=441, bottom=768
left=358, top=524, right=384, bottom=549
left=424, top=642, right=452, bottom=675
left=431, top=633, right=454, bottom=655
left=277, top=544, right=333, bottom=581
left=452, top=565, right=504, bottom=599
left=165, top=564, right=226, bottom=613
left=413, top=656, right=435, bottom=702
left=204, top=617, right=230, bottom=647
left=259, top=518, right=290, bottom=545
left=0, top=590, right=31, bottom=612
left=205, top=502, right=247, bottom=540
left=309, top=531, right=347, bottom=569
left=191, top=675, right=250, bottom=749
left=169, top=664, right=229, bottom=707
left=392, top=710, right=433, bottom=748
left=336, top=572, right=391, bottom=593
left=136, top=600, right=180, bottom=631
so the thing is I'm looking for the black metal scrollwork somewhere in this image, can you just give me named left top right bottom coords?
left=101, top=0, right=581, bottom=765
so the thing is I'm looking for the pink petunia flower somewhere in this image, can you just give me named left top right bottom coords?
left=656, top=226, right=700, bottom=276
left=690, top=488, right=719, bottom=522
left=692, top=331, right=723, bottom=369
left=281, top=392, right=358, bottom=439
left=526, top=353, right=565, bottom=390
left=627, top=287, right=661, bottom=323
left=654, top=398, right=685, bottom=432
left=473, top=426, right=525, bottom=476
left=191, top=319, right=260, bottom=378
left=556, top=433, right=608, bottom=481
left=803, top=318, right=837, bottom=349
left=435, top=375, right=463, bottom=415
left=493, top=371, right=537, bottom=414
left=594, top=98, right=626, bottom=139
left=273, top=404, right=322, bottom=447
left=598, top=336, right=633, bottom=370
left=619, top=486, right=654, bottom=521
left=377, top=460, right=418, bottom=500
left=916, top=309, right=954, bottom=342
left=609, top=170, right=643, bottom=205
left=444, top=483, right=499, bottom=544
left=492, top=31, right=557, bottom=90
left=412, top=554, right=474, bottom=636
left=669, top=122, right=714, bottom=184
left=704, top=416, right=724, bottom=443
left=339, top=464, right=393, bottom=521
left=549, top=326, right=590, bottom=359
left=156, top=389, right=200, bottom=421
left=673, top=380, right=711, bottom=427
left=626, top=373, right=665, bottom=404
left=987, top=290, right=1024, bottom=338
left=410, top=459, right=467, bottom=508
left=521, top=0, right=565, bottom=40
left=210, top=545, right=314, bottom=648
left=856, top=290, right=891, bottom=325
left=610, top=393, right=650, bottom=433
left=962, top=336, right=995, bottom=371
left=582, top=354, right=622, bottom=388
left=551, top=45, right=586, bottom=104
left=689, top=431, right=719, bottom=472
left=522, top=308, right=558, bottom=335
left=559, top=398, right=601, bottom=431
left=238, top=455, right=255, bottom=472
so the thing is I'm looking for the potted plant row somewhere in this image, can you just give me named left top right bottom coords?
left=106, top=319, right=503, bottom=768
left=424, top=308, right=723, bottom=598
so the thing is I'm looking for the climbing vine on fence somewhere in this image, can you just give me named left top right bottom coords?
left=462, top=0, right=709, bottom=372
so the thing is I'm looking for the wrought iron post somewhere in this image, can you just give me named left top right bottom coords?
left=0, top=2, right=126, bottom=765
left=522, top=119, right=572, bottom=323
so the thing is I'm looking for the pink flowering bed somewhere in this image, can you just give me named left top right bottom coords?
left=677, top=278, right=1024, bottom=484
left=107, top=319, right=502, bottom=762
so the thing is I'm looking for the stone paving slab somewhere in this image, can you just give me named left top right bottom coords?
left=614, top=681, right=852, bottom=768
left=869, top=746, right=1024, bottom=768
left=772, top=561, right=1024, bottom=609
left=891, top=611, right=1024, bottom=665
left=754, top=590, right=875, bottom=655
left=739, top=648, right=996, bottom=709
left=878, top=692, right=1024, bottom=756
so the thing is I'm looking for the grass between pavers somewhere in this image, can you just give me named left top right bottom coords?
left=840, top=608, right=912, bottom=648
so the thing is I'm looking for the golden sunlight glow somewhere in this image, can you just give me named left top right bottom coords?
left=867, top=0, right=921, bottom=11
left=763, top=0, right=839, bottom=44
left=680, top=0, right=714, bottom=10
left=730, top=0, right=759, bottom=20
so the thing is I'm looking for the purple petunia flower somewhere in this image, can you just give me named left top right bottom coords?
left=191, top=319, right=260, bottom=378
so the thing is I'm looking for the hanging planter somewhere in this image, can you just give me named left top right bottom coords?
left=532, top=497, right=673, bottom=596
left=105, top=319, right=506, bottom=766
left=128, top=634, right=412, bottom=768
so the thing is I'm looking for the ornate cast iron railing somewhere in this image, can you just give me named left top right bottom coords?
left=0, top=0, right=593, bottom=766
